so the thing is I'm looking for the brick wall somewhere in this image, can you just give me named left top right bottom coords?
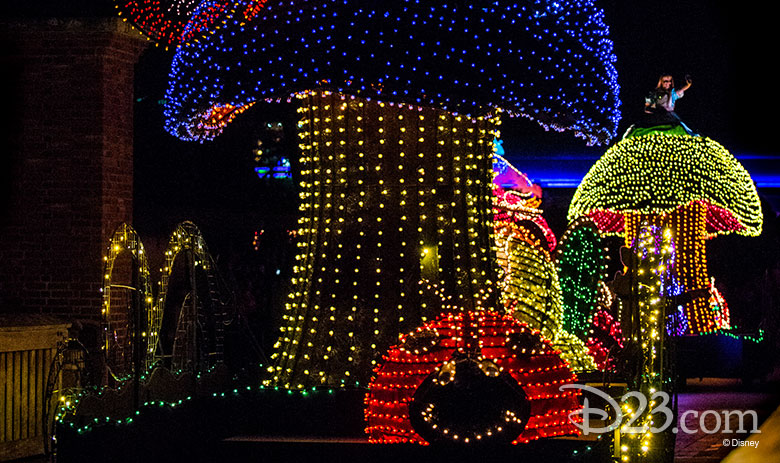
left=0, top=18, right=146, bottom=321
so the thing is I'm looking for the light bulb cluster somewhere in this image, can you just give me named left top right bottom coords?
left=161, top=0, right=620, bottom=143
left=266, top=91, right=498, bottom=389
left=417, top=403, right=522, bottom=444
left=116, top=0, right=233, bottom=47
left=555, top=217, right=607, bottom=337
left=56, top=382, right=340, bottom=436
left=708, top=277, right=731, bottom=330
left=156, top=221, right=226, bottom=370
left=585, top=305, right=624, bottom=371
left=569, top=133, right=763, bottom=335
left=495, top=220, right=562, bottom=341
left=186, top=101, right=257, bottom=141
left=493, top=154, right=543, bottom=210
left=492, top=177, right=557, bottom=252
left=364, top=310, right=581, bottom=445
left=616, top=224, right=672, bottom=463
left=624, top=202, right=712, bottom=334
left=102, top=223, right=154, bottom=374
left=702, top=327, right=765, bottom=344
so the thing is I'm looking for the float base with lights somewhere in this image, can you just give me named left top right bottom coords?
left=53, top=0, right=733, bottom=462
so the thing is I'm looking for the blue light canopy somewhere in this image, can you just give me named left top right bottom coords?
left=164, top=0, right=621, bottom=144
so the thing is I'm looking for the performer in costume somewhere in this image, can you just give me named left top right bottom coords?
left=645, top=74, right=692, bottom=120
left=625, top=74, right=697, bottom=138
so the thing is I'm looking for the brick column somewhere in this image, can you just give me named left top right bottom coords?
left=0, top=18, right=147, bottom=320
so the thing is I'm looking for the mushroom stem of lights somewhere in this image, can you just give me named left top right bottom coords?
left=157, top=0, right=621, bottom=388
left=568, top=132, right=762, bottom=335
left=274, top=91, right=500, bottom=389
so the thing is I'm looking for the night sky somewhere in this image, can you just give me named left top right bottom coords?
left=609, top=0, right=771, bottom=151
left=499, top=0, right=774, bottom=156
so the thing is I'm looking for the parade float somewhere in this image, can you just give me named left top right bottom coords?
left=50, top=1, right=766, bottom=463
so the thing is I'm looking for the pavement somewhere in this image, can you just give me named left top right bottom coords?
left=675, top=378, right=780, bottom=463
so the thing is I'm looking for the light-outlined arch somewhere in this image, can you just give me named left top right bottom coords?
left=153, top=221, right=228, bottom=372
left=102, top=223, right=155, bottom=378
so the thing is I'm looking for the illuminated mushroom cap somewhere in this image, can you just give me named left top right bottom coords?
left=567, top=133, right=763, bottom=237
left=163, top=0, right=621, bottom=142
